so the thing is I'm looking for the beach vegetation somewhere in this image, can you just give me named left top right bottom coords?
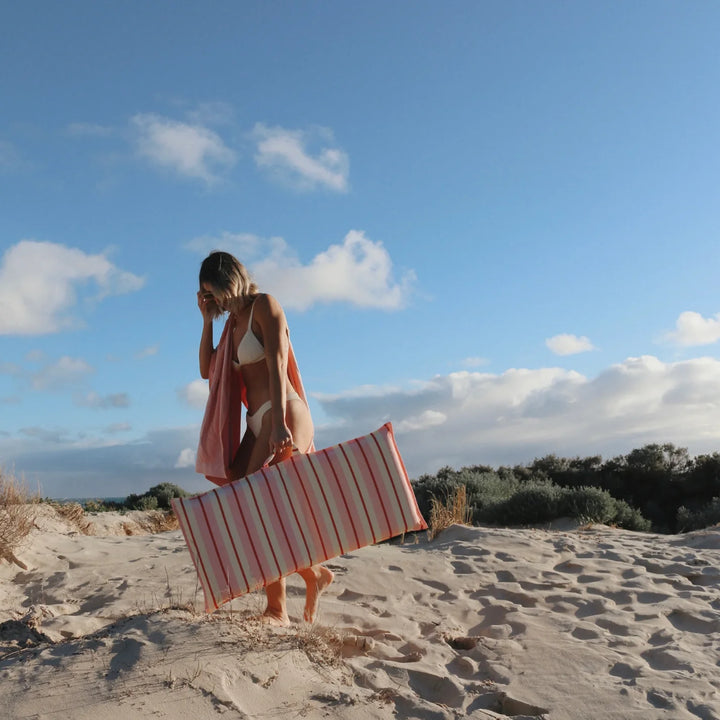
left=411, top=440, right=720, bottom=533
left=428, top=484, right=472, bottom=539
left=676, top=497, right=720, bottom=532
left=124, top=483, right=189, bottom=511
left=0, top=469, right=37, bottom=568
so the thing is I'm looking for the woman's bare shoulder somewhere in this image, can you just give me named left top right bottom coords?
left=253, top=293, right=285, bottom=318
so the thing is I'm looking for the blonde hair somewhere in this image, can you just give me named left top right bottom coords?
left=199, top=251, right=259, bottom=318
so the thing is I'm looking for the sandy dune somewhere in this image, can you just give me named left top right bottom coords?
left=1, top=505, right=718, bottom=719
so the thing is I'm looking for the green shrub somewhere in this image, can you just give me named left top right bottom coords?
left=144, top=483, right=188, bottom=509
left=138, top=495, right=159, bottom=511
left=412, top=465, right=652, bottom=532
left=413, top=468, right=520, bottom=526
left=560, top=486, right=616, bottom=524
left=677, top=497, right=720, bottom=532
left=124, top=483, right=188, bottom=511
left=612, top=499, right=652, bottom=532
left=491, top=482, right=562, bottom=525
left=82, top=499, right=123, bottom=513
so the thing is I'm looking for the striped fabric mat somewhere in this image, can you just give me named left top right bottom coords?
left=172, top=422, right=427, bottom=612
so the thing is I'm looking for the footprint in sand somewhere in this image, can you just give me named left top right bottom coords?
left=594, top=618, right=633, bottom=637
left=466, top=691, right=550, bottom=718
left=414, top=578, right=455, bottom=598
left=641, top=647, right=694, bottom=673
left=405, top=668, right=466, bottom=708
left=451, top=561, right=475, bottom=575
left=571, top=626, right=602, bottom=640
left=575, top=598, right=613, bottom=618
left=577, top=574, right=605, bottom=584
left=609, top=661, right=644, bottom=679
left=554, top=560, right=584, bottom=574
left=666, top=609, right=720, bottom=634
left=474, top=586, right=538, bottom=609
left=647, top=629, right=675, bottom=647
left=586, top=588, right=634, bottom=605
left=451, top=545, right=490, bottom=558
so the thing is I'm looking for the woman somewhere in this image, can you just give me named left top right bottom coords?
left=196, top=251, right=333, bottom=625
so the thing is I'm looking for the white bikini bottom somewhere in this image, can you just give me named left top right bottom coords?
left=246, top=389, right=302, bottom=437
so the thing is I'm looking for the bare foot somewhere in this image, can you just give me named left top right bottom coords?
left=302, top=566, right=335, bottom=623
left=259, top=608, right=290, bottom=627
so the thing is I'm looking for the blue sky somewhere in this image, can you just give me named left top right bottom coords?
left=2, top=2, right=720, bottom=498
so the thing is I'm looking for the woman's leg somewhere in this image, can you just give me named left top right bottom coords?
left=228, top=430, right=256, bottom=482
left=242, top=412, right=290, bottom=624
left=284, top=398, right=333, bottom=622
left=296, top=565, right=335, bottom=623
left=246, top=397, right=332, bottom=624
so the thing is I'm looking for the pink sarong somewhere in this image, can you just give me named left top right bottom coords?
left=195, top=315, right=310, bottom=486
left=173, top=422, right=427, bottom=612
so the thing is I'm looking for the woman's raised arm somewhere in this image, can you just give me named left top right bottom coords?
left=197, top=290, right=216, bottom=379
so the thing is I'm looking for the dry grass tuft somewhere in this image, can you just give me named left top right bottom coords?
left=0, top=469, right=37, bottom=568
left=293, top=623, right=345, bottom=667
left=53, top=502, right=94, bottom=535
left=428, top=484, right=472, bottom=540
left=137, top=510, right=179, bottom=534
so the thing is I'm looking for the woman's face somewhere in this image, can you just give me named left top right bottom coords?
left=201, top=282, right=225, bottom=312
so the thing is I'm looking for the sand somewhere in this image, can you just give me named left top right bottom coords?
left=1, top=504, right=718, bottom=719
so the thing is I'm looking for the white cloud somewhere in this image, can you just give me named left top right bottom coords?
left=253, top=123, right=349, bottom=192
left=314, top=355, right=720, bottom=477
left=186, top=101, right=235, bottom=127
left=546, top=334, right=596, bottom=356
left=179, top=379, right=209, bottom=409
left=105, top=423, right=131, bottom=434
left=7, top=354, right=720, bottom=497
left=0, top=425, right=208, bottom=497
left=75, top=392, right=130, bottom=409
left=19, top=427, right=71, bottom=444
left=185, top=231, right=269, bottom=259
left=665, top=311, right=720, bottom=347
left=256, top=230, right=414, bottom=310
left=396, top=410, right=447, bottom=433
left=0, top=240, right=145, bottom=336
left=135, top=345, right=159, bottom=359
left=132, top=113, right=236, bottom=184
left=175, top=447, right=196, bottom=469
left=188, top=229, right=414, bottom=310
left=31, top=356, right=94, bottom=391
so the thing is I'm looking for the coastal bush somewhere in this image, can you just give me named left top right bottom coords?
left=125, top=483, right=188, bottom=511
left=611, top=499, right=653, bottom=532
left=491, top=482, right=563, bottom=525
left=560, top=486, right=616, bottom=524
left=412, top=467, right=653, bottom=532
left=676, top=498, right=720, bottom=532
left=83, top=498, right=124, bottom=513
left=126, top=494, right=159, bottom=511
left=0, top=470, right=36, bottom=567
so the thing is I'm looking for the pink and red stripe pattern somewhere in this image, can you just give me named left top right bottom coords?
left=173, top=423, right=427, bottom=612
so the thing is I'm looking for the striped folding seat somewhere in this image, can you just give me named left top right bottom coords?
left=172, top=423, right=427, bottom=612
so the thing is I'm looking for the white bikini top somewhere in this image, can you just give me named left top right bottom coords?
left=236, top=301, right=265, bottom=366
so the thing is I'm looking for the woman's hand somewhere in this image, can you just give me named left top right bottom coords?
left=197, top=290, right=217, bottom=322
left=269, top=423, right=294, bottom=461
